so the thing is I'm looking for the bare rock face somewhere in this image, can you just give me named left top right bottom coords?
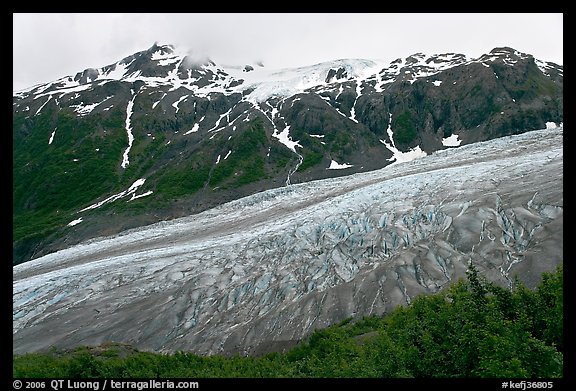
left=13, top=127, right=563, bottom=356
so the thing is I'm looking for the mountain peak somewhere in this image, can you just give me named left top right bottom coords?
left=490, top=46, right=520, bottom=54
left=148, top=42, right=174, bottom=52
left=488, top=46, right=531, bottom=59
left=147, top=42, right=176, bottom=58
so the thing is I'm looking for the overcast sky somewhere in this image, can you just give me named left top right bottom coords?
left=13, top=13, right=563, bottom=91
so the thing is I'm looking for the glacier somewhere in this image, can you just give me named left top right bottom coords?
left=13, top=127, right=563, bottom=356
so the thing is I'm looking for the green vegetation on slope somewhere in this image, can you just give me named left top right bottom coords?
left=13, top=109, right=273, bottom=264
left=13, top=109, right=135, bottom=251
left=13, top=264, right=563, bottom=378
left=392, top=110, right=417, bottom=145
left=297, top=151, right=323, bottom=172
left=209, top=118, right=268, bottom=188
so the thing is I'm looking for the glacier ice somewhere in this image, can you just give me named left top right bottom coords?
left=13, top=127, right=563, bottom=356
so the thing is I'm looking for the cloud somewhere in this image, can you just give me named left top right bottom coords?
left=13, top=13, right=563, bottom=91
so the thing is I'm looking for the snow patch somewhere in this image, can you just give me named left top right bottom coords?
left=152, top=93, right=167, bottom=109
left=104, top=61, right=130, bottom=80
left=130, top=191, right=153, bottom=201
left=121, top=91, right=136, bottom=169
left=184, top=123, right=200, bottom=135
left=151, top=48, right=174, bottom=61
left=442, top=134, right=462, bottom=147
left=225, top=58, right=384, bottom=104
left=157, top=57, right=181, bottom=67
left=34, top=96, right=52, bottom=115
left=328, top=160, right=353, bottom=170
left=349, top=81, right=363, bottom=123
left=546, top=122, right=557, bottom=129
left=172, top=95, right=189, bottom=113
left=380, top=113, right=427, bottom=165
left=70, top=96, right=113, bottom=116
left=79, top=178, right=149, bottom=212
left=208, top=109, right=232, bottom=133
left=67, top=218, right=83, bottom=227
left=383, top=144, right=428, bottom=165
left=273, top=125, right=301, bottom=153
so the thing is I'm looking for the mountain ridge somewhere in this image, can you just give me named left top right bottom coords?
left=13, top=43, right=563, bottom=265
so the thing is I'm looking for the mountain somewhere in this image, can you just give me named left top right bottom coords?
left=13, top=126, right=563, bottom=356
left=13, top=44, right=563, bottom=265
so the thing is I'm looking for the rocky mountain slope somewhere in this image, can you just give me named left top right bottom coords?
left=13, top=44, right=563, bottom=265
left=13, top=126, right=563, bottom=356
